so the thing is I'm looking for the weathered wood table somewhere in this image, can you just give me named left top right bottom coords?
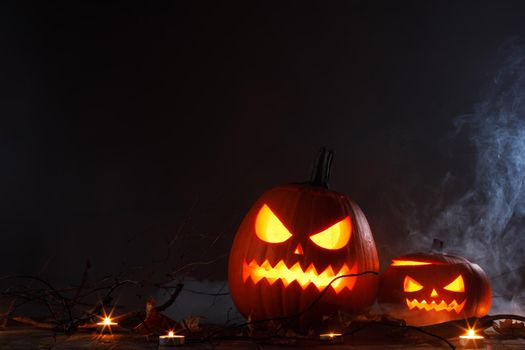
left=0, top=327, right=524, bottom=350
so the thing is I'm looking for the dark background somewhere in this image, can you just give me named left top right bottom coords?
left=2, top=1, right=525, bottom=313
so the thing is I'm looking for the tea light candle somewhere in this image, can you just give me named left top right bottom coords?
left=459, top=329, right=484, bottom=348
left=96, top=317, right=118, bottom=333
left=319, top=332, right=343, bottom=344
left=159, top=331, right=185, bottom=347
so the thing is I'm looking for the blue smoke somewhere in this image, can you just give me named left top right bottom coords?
left=409, top=41, right=525, bottom=314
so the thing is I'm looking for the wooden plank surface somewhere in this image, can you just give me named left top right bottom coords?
left=0, top=327, right=524, bottom=349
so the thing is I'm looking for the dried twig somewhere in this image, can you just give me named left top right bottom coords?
left=156, top=283, right=184, bottom=312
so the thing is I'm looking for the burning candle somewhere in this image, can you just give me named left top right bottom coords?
left=319, top=332, right=343, bottom=344
left=459, top=329, right=484, bottom=348
left=159, top=330, right=185, bottom=347
left=96, top=316, right=118, bottom=333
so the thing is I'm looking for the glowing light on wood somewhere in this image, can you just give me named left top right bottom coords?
left=405, top=298, right=466, bottom=313
left=242, top=259, right=357, bottom=293
left=460, top=329, right=483, bottom=339
left=443, top=275, right=465, bottom=292
left=255, top=204, right=292, bottom=243
left=403, top=276, right=423, bottom=292
left=97, top=317, right=117, bottom=326
left=159, top=330, right=185, bottom=346
left=320, top=332, right=343, bottom=342
left=459, top=328, right=484, bottom=347
left=391, top=260, right=432, bottom=266
left=309, top=217, right=351, bottom=250
left=96, top=314, right=118, bottom=334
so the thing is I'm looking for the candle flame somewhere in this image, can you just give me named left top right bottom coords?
left=320, top=332, right=341, bottom=338
left=96, top=315, right=117, bottom=327
left=460, top=328, right=483, bottom=340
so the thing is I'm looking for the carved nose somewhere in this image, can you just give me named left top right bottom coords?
left=431, top=289, right=439, bottom=298
left=294, top=243, right=304, bottom=255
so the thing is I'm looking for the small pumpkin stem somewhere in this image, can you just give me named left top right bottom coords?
left=310, top=147, right=334, bottom=188
left=431, top=239, right=444, bottom=253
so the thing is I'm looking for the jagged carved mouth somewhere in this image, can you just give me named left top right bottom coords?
left=242, top=259, right=357, bottom=293
left=405, top=298, right=466, bottom=313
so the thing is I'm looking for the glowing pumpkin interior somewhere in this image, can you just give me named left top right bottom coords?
left=255, top=204, right=351, bottom=249
left=243, top=203, right=354, bottom=293
left=393, top=259, right=467, bottom=314
left=378, top=251, right=492, bottom=327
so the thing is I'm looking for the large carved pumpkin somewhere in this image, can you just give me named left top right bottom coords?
left=228, top=149, right=379, bottom=330
left=378, top=245, right=491, bottom=326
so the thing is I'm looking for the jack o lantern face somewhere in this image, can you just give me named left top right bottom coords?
left=393, top=260, right=468, bottom=315
left=378, top=254, right=492, bottom=326
left=243, top=203, right=354, bottom=293
left=403, top=273, right=466, bottom=313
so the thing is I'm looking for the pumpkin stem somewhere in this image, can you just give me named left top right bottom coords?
left=431, top=238, right=444, bottom=253
left=310, top=147, right=334, bottom=188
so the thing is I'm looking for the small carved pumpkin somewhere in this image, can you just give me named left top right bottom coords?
left=228, top=149, right=379, bottom=330
left=378, top=246, right=491, bottom=326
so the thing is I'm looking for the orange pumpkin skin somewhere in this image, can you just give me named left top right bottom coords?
left=378, top=252, right=492, bottom=326
left=228, top=182, right=379, bottom=330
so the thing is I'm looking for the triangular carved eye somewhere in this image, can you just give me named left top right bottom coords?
left=255, top=204, right=292, bottom=243
left=443, top=275, right=465, bottom=292
left=309, top=217, right=351, bottom=250
left=404, top=276, right=423, bottom=292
